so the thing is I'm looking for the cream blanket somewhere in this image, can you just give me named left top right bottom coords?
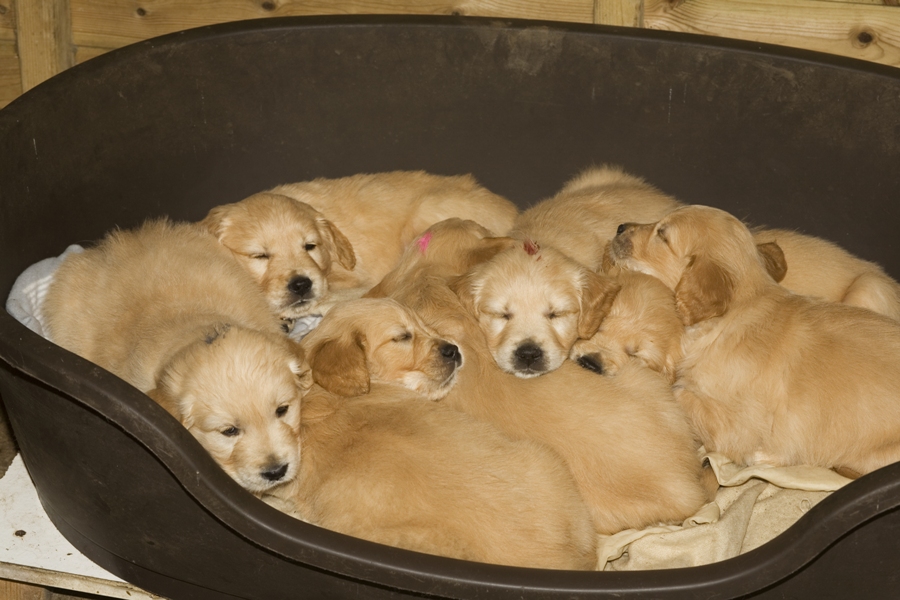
left=598, top=452, right=850, bottom=570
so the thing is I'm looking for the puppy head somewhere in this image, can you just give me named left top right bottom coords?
left=299, top=298, right=462, bottom=400
left=607, top=205, right=772, bottom=325
left=570, top=271, right=683, bottom=382
left=201, top=192, right=356, bottom=323
left=148, top=325, right=312, bottom=494
left=452, top=240, right=620, bottom=378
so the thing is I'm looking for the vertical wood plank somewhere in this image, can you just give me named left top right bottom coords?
left=595, top=0, right=643, bottom=26
left=0, top=577, right=48, bottom=600
left=14, top=0, right=74, bottom=92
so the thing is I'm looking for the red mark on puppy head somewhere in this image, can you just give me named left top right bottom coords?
left=524, top=239, right=540, bottom=256
left=417, top=231, right=433, bottom=254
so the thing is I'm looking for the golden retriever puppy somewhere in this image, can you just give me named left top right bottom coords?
left=517, top=165, right=900, bottom=321
left=299, top=297, right=462, bottom=401
left=264, top=383, right=598, bottom=570
left=753, top=227, right=900, bottom=321
left=452, top=241, right=620, bottom=377
left=43, top=220, right=311, bottom=493
left=608, top=205, right=900, bottom=476
left=511, top=165, right=680, bottom=272
left=570, top=269, right=684, bottom=383
left=203, top=171, right=518, bottom=323
left=367, top=219, right=716, bottom=536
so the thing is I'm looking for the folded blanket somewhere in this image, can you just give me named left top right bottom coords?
left=5, top=245, right=84, bottom=339
left=598, top=452, right=851, bottom=570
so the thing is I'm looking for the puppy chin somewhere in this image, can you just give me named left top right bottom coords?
left=278, top=297, right=321, bottom=320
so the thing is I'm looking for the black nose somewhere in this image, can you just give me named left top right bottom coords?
left=515, top=343, right=543, bottom=366
left=439, top=342, right=461, bottom=365
left=261, top=463, right=288, bottom=482
left=577, top=354, right=604, bottom=375
left=287, top=275, right=313, bottom=297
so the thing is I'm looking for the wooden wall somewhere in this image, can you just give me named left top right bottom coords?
left=1, top=0, right=899, bottom=108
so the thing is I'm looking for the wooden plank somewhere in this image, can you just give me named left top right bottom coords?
left=644, top=0, right=900, bottom=67
left=15, top=0, right=75, bottom=92
left=0, top=577, right=46, bottom=600
left=0, top=1, right=14, bottom=43
left=0, top=40, right=22, bottom=109
left=70, top=0, right=596, bottom=49
left=596, top=0, right=643, bottom=27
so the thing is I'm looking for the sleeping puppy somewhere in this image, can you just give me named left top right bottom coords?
left=366, top=219, right=716, bottom=536
left=44, top=220, right=311, bottom=493
left=263, top=383, right=598, bottom=570
left=510, top=165, right=681, bottom=272
left=608, top=205, right=900, bottom=476
left=571, top=269, right=684, bottom=383
left=452, top=241, right=620, bottom=377
left=299, top=297, right=462, bottom=401
left=204, top=171, right=519, bottom=324
left=518, top=165, right=900, bottom=320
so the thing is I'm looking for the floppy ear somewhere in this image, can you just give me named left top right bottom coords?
left=674, top=256, right=734, bottom=326
left=146, top=387, right=194, bottom=429
left=577, top=270, right=621, bottom=339
left=756, top=241, right=787, bottom=283
left=304, top=331, right=369, bottom=397
left=448, top=271, right=480, bottom=318
left=461, top=237, right=517, bottom=272
left=198, top=204, right=234, bottom=241
left=316, top=218, right=357, bottom=271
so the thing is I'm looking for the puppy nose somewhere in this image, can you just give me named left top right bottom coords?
left=439, top=342, right=461, bottom=365
left=287, top=275, right=313, bottom=297
left=577, top=354, right=604, bottom=375
left=515, top=343, right=543, bottom=366
left=261, top=463, right=289, bottom=482
left=616, top=223, right=634, bottom=236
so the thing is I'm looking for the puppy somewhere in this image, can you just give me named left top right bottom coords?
left=608, top=205, right=900, bottom=475
left=571, top=269, right=684, bottom=382
left=511, top=165, right=680, bottom=272
left=263, top=383, right=598, bottom=570
left=367, top=219, right=716, bottom=536
left=452, top=241, right=620, bottom=377
left=43, top=220, right=311, bottom=493
left=518, top=165, right=900, bottom=320
left=299, top=297, right=462, bottom=401
left=204, top=171, right=518, bottom=322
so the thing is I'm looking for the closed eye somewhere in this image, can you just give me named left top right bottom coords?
left=275, top=405, right=289, bottom=418
left=393, top=331, right=412, bottom=342
left=221, top=426, right=240, bottom=437
left=656, top=226, right=668, bottom=243
left=250, top=252, right=269, bottom=260
left=304, top=243, right=317, bottom=252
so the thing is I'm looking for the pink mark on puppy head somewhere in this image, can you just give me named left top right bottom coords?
left=523, top=239, right=541, bottom=256
left=417, top=231, right=433, bottom=254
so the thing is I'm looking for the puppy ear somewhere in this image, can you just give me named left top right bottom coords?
left=317, top=218, right=357, bottom=271
left=756, top=241, right=787, bottom=283
left=675, top=256, right=734, bottom=326
left=577, top=271, right=621, bottom=339
left=198, top=204, right=233, bottom=241
left=448, top=271, right=480, bottom=318
left=146, top=387, right=194, bottom=429
left=304, top=331, right=369, bottom=397
left=461, top=237, right=516, bottom=272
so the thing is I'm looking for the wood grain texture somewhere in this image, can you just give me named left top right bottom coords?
left=15, top=0, right=74, bottom=91
left=644, top=0, right=900, bottom=67
left=0, top=40, right=21, bottom=108
left=69, top=0, right=596, bottom=48
left=596, top=0, right=643, bottom=26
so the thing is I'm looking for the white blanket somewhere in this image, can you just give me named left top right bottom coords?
left=5, top=245, right=83, bottom=339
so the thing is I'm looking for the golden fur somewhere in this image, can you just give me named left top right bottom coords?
left=44, top=220, right=311, bottom=493
left=203, top=171, right=518, bottom=321
left=571, top=269, right=684, bottom=383
left=452, top=241, right=620, bottom=377
left=299, top=297, right=462, bottom=401
left=516, top=165, right=900, bottom=320
left=264, top=383, right=598, bottom=570
left=367, top=218, right=716, bottom=535
left=608, top=205, right=900, bottom=475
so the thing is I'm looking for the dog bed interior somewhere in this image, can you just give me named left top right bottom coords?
left=1, top=15, right=900, bottom=599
